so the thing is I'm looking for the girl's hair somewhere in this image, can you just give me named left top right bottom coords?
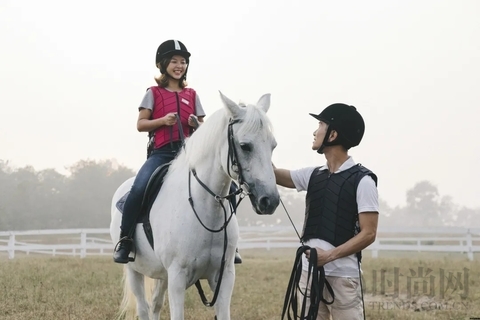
left=154, top=57, right=188, bottom=88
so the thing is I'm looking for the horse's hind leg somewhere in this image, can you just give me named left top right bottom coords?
left=127, top=268, right=150, bottom=320
left=151, top=278, right=167, bottom=320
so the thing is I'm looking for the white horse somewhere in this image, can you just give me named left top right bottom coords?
left=110, top=91, right=280, bottom=320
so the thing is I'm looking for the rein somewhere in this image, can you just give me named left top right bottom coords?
left=189, top=169, right=244, bottom=233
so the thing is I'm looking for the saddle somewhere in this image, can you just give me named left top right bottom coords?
left=116, top=162, right=171, bottom=249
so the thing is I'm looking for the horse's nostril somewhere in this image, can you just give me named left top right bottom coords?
left=259, top=196, right=270, bottom=210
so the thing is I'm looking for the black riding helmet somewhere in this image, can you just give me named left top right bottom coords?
left=155, top=39, right=191, bottom=81
left=309, top=103, right=365, bottom=154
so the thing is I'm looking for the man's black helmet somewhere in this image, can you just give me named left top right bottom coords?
left=310, top=103, right=365, bottom=150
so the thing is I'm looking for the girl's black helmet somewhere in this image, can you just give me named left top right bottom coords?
left=155, top=39, right=190, bottom=65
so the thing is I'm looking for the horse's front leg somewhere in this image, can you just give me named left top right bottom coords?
left=209, top=265, right=235, bottom=320
left=151, top=278, right=167, bottom=320
left=167, top=266, right=187, bottom=320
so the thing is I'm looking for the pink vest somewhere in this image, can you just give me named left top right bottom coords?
left=150, top=86, right=196, bottom=149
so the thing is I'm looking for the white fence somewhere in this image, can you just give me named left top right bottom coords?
left=1, top=226, right=479, bottom=260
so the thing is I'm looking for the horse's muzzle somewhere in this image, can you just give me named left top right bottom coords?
left=250, top=193, right=280, bottom=215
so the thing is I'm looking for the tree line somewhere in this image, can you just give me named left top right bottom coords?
left=0, top=159, right=478, bottom=231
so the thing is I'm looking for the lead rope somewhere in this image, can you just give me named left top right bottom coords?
left=281, top=246, right=334, bottom=320
left=359, top=258, right=366, bottom=320
left=279, top=193, right=369, bottom=319
left=280, top=197, right=302, bottom=243
left=279, top=199, right=337, bottom=319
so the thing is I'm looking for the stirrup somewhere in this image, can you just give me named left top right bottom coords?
left=113, top=237, right=136, bottom=262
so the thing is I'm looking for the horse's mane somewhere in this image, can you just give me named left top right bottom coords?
left=170, top=103, right=274, bottom=172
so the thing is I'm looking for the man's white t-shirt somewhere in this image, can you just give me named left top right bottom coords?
left=290, top=157, right=378, bottom=278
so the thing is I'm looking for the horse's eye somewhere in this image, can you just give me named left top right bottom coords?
left=240, top=143, right=252, bottom=152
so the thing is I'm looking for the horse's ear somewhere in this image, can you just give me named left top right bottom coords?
left=257, top=93, right=271, bottom=113
left=219, top=91, right=243, bottom=118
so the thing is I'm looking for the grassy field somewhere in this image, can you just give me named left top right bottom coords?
left=0, top=249, right=478, bottom=320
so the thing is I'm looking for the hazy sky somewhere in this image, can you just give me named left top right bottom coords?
left=1, top=0, right=479, bottom=209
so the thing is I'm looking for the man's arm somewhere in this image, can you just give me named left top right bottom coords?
left=306, top=212, right=378, bottom=266
left=273, top=164, right=296, bottom=188
left=328, top=212, right=378, bottom=261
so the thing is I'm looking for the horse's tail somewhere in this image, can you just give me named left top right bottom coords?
left=117, top=266, right=155, bottom=320
left=117, top=266, right=137, bottom=320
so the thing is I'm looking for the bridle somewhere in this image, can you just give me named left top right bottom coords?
left=188, top=118, right=250, bottom=232
left=181, top=116, right=250, bottom=307
left=226, top=119, right=246, bottom=187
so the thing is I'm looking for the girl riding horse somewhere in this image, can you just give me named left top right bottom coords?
left=113, top=39, right=242, bottom=264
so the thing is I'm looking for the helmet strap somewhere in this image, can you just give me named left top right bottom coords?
left=317, top=127, right=341, bottom=154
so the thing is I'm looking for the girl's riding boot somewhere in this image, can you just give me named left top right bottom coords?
left=113, top=230, right=134, bottom=264
left=234, top=248, right=242, bottom=264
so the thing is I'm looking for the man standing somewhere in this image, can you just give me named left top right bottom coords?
left=274, top=103, right=379, bottom=319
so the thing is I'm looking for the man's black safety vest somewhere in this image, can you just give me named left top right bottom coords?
left=301, top=164, right=377, bottom=260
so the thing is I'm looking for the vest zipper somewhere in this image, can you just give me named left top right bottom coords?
left=176, top=92, right=181, bottom=142
left=169, top=92, right=181, bottom=148
left=175, top=92, right=181, bottom=118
